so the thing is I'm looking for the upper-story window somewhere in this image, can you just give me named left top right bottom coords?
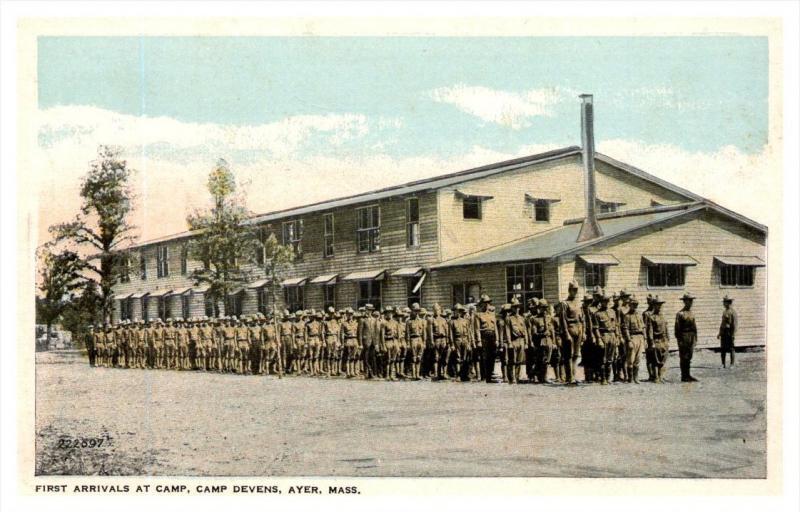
left=156, top=245, right=169, bottom=278
left=462, top=196, right=482, bottom=220
left=406, top=198, right=420, bottom=247
left=254, top=227, right=267, bottom=265
left=356, top=205, right=380, bottom=253
left=323, top=213, right=335, bottom=258
left=139, top=252, right=147, bottom=280
left=596, top=199, right=625, bottom=214
left=534, top=199, right=551, bottom=222
left=282, top=220, right=304, bottom=256
left=119, top=255, right=131, bottom=283
left=180, top=245, right=188, bottom=275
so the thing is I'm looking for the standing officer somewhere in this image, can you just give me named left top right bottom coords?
left=406, top=303, right=427, bottom=380
left=675, top=293, right=699, bottom=382
left=647, top=296, right=670, bottom=383
left=505, top=298, right=528, bottom=384
left=291, top=311, right=307, bottom=374
left=497, top=304, right=510, bottom=383
left=85, top=325, right=97, bottom=367
left=305, top=312, right=323, bottom=377
left=261, top=312, right=280, bottom=375
left=379, top=306, right=399, bottom=380
left=718, top=295, right=737, bottom=368
left=449, top=304, right=472, bottom=381
left=592, top=294, right=618, bottom=385
left=558, top=282, right=584, bottom=385
left=530, top=300, right=555, bottom=383
left=278, top=311, right=294, bottom=374
left=474, top=294, right=499, bottom=383
left=428, top=304, right=450, bottom=380
left=642, top=295, right=656, bottom=382
left=323, top=308, right=342, bottom=377
left=620, top=295, right=645, bottom=383
left=610, top=293, right=625, bottom=382
left=580, top=293, right=596, bottom=383
left=524, top=297, right=538, bottom=381
left=359, top=304, right=381, bottom=379
left=341, top=308, right=360, bottom=378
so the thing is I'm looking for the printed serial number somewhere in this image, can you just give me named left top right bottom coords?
left=56, top=436, right=109, bottom=449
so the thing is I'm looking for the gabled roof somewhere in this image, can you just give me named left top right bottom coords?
left=432, top=203, right=715, bottom=269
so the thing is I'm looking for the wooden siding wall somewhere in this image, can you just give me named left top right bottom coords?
left=556, top=210, right=766, bottom=346
left=437, top=155, right=689, bottom=262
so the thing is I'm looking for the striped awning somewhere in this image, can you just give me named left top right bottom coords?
left=168, top=287, right=193, bottom=296
left=341, top=269, right=386, bottom=282
left=577, top=254, right=620, bottom=266
left=281, top=277, right=308, bottom=287
left=310, top=274, right=338, bottom=285
left=392, top=267, right=424, bottom=278
left=714, top=256, right=765, bottom=267
left=642, top=255, right=698, bottom=266
left=246, top=279, right=271, bottom=289
left=148, top=289, right=172, bottom=297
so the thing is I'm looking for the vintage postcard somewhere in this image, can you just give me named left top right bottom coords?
left=3, top=4, right=798, bottom=507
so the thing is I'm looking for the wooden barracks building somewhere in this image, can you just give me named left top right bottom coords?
left=112, top=96, right=767, bottom=347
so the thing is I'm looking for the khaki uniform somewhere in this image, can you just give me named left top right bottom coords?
left=675, top=309, right=698, bottom=380
left=505, top=314, right=527, bottom=383
left=529, top=313, right=555, bottom=383
left=621, top=311, right=645, bottom=381
left=474, top=310, right=498, bottom=382
left=647, top=312, right=670, bottom=371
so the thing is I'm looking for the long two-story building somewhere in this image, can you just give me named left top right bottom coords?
left=112, top=97, right=767, bottom=347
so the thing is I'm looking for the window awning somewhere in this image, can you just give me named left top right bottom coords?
left=228, top=287, right=244, bottom=295
left=281, top=277, right=308, bottom=287
left=148, top=289, right=172, bottom=297
left=597, top=198, right=627, bottom=206
left=454, top=190, right=494, bottom=200
left=341, top=269, right=386, bottom=282
left=577, top=254, right=620, bottom=266
left=714, top=256, right=765, bottom=267
left=525, top=193, right=561, bottom=204
left=116, top=293, right=133, bottom=300
left=246, top=279, right=271, bottom=289
left=310, top=274, right=339, bottom=285
left=392, top=267, right=424, bottom=278
left=168, top=287, right=193, bottom=296
left=129, top=292, right=147, bottom=299
left=194, top=284, right=210, bottom=293
left=642, top=255, right=698, bottom=266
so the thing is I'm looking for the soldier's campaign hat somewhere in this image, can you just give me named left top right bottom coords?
left=166, top=317, right=173, bottom=323
left=478, top=294, right=492, bottom=304
left=619, top=289, right=631, bottom=298
left=600, top=294, right=612, bottom=302
left=628, top=295, right=640, bottom=305
left=327, top=306, right=335, bottom=314
left=365, top=303, right=374, bottom=310
left=315, top=311, right=324, bottom=319
left=501, top=303, right=512, bottom=312
left=722, top=295, right=734, bottom=303
left=527, top=297, right=539, bottom=306
left=420, top=307, right=429, bottom=315
left=681, top=293, right=696, bottom=301
left=582, top=294, right=593, bottom=303
left=487, top=305, right=496, bottom=312
left=509, top=297, right=522, bottom=307
left=568, top=280, right=580, bottom=290
left=443, top=308, right=453, bottom=316
left=383, top=305, right=394, bottom=313
left=538, top=299, right=549, bottom=308
left=592, top=286, right=603, bottom=296
left=653, top=295, right=666, bottom=304
left=230, top=315, right=238, bottom=321
left=410, top=302, right=421, bottom=311
left=344, top=307, right=355, bottom=314
left=454, top=303, right=466, bottom=312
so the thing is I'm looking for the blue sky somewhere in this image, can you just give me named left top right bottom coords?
left=34, top=36, right=772, bottom=242
left=38, top=36, right=768, bottom=157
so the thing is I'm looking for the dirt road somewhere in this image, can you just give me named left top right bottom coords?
left=35, top=349, right=766, bottom=477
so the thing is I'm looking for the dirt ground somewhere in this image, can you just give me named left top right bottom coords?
left=34, top=349, right=766, bottom=478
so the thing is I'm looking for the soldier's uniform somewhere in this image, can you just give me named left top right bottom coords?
left=176, top=320, right=191, bottom=370
left=505, top=302, right=528, bottom=384
left=95, top=328, right=107, bottom=367
left=642, top=296, right=656, bottom=382
left=592, top=296, right=618, bottom=385
left=406, top=304, right=427, bottom=380
left=291, top=314, right=307, bottom=374
left=133, top=322, right=147, bottom=369
left=106, top=326, right=117, bottom=368
left=450, top=305, right=472, bottom=381
left=581, top=294, right=596, bottom=383
left=474, top=295, right=499, bottom=383
left=306, top=313, right=324, bottom=376
left=620, top=297, right=645, bottom=383
left=380, top=307, right=399, bottom=380
left=260, top=316, right=280, bottom=375
left=718, top=297, right=737, bottom=368
left=85, top=326, right=97, bottom=367
left=428, top=305, right=450, bottom=380
left=323, top=310, right=342, bottom=377
left=674, top=293, right=699, bottom=382
left=558, top=283, right=584, bottom=384
left=359, top=306, right=381, bottom=379
left=341, top=309, right=360, bottom=378
left=646, top=297, right=670, bottom=383
left=247, top=317, right=262, bottom=374
left=278, top=314, right=295, bottom=374
left=529, top=302, right=555, bottom=383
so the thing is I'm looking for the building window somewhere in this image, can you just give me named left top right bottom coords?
left=584, top=263, right=607, bottom=289
left=357, top=280, right=382, bottom=310
left=452, top=282, right=481, bottom=307
left=505, top=263, right=543, bottom=304
left=180, top=245, right=188, bottom=275
left=647, top=264, right=686, bottom=288
left=356, top=205, right=380, bottom=253
left=406, top=278, right=422, bottom=308
left=720, top=264, right=755, bottom=287
left=141, top=297, right=149, bottom=322
left=462, top=196, right=482, bottom=220
left=119, top=299, right=132, bottom=321
left=406, top=198, right=420, bottom=247
left=596, top=199, right=625, bottom=214
left=283, top=286, right=304, bottom=313
left=204, top=295, right=215, bottom=317
left=139, top=253, right=147, bottom=280
left=257, top=287, right=272, bottom=315
left=181, top=294, right=190, bottom=319
left=119, top=255, right=131, bottom=283
left=282, top=220, right=304, bottom=256
left=156, top=245, right=169, bottom=278
left=254, top=227, right=267, bottom=265
left=158, top=296, right=168, bottom=321
left=323, top=284, right=336, bottom=310
left=323, top=213, right=335, bottom=258
left=533, top=199, right=551, bottom=222
left=225, top=291, right=243, bottom=317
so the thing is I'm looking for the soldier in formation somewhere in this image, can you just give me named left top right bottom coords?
left=718, top=295, right=737, bottom=368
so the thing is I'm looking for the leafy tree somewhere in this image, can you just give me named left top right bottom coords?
left=48, top=145, right=136, bottom=323
left=60, top=282, right=103, bottom=348
left=254, top=229, right=296, bottom=313
left=36, top=248, right=87, bottom=348
left=186, top=159, right=259, bottom=316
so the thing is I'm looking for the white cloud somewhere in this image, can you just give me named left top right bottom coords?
left=429, top=84, right=566, bottom=129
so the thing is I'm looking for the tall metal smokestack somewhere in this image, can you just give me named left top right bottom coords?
left=577, top=94, right=603, bottom=242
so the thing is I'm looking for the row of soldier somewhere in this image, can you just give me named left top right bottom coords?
left=86, top=285, right=737, bottom=384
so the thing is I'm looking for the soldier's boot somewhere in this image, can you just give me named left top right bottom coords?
left=647, top=363, right=655, bottom=381
left=600, top=365, right=609, bottom=385
left=632, top=365, right=640, bottom=383
left=680, top=360, right=689, bottom=382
